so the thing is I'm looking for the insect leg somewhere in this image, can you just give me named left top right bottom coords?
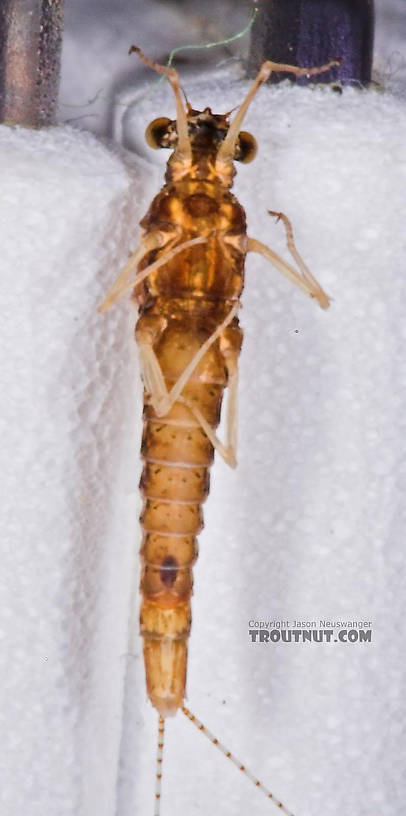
left=247, top=235, right=330, bottom=309
left=156, top=303, right=239, bottom=411
left=98, top=234, right=206, bottom=313
left=220, top=325, right=241, bottom=462
left=268, top=209, right=331, bottom=308
left=177, top=392, right=237, bottom=468
left=98, top=231, right=166, bottom=313
left=136, top=304, right=240, bottom=450
left=136, top=314, right=169, bottom=407
left=178, top=325, right=242, bottom=468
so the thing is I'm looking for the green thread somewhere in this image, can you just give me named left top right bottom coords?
left=138, top=7, right=258, bottom=103
left=165, top=6, right=258, bottom=70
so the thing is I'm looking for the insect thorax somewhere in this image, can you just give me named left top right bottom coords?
left=138, top=181, right=247, bottom=305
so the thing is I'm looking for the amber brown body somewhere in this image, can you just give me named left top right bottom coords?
left=127, top=65, right=331, bottom=717
left=136, top=163, right=246, bottom=715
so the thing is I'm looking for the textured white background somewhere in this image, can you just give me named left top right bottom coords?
left=1, top=2, right=406, bottom=816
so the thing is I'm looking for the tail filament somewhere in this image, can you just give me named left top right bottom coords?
left=181, top=705, right=295, bottom=816
left=154, top=715, right=165, bottom=816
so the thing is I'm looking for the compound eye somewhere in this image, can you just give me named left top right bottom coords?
left=236, top=131, right=258, bottom=163
left=145, top=117, right=173, bottom=149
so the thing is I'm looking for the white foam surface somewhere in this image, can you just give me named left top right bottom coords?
left=2, top=11, right=406, bottom=816
left=0, top=124, right=152, bottom=816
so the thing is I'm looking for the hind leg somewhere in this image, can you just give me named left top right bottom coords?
left=179, top=325, right=242, bottom=468
left=136, top=308, right=241, bottom=468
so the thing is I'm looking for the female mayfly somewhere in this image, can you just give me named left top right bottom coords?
left=100, top=47, right=338, bottom=816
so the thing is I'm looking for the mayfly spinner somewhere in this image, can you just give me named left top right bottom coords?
left=100, top=47, right=339, bottom=816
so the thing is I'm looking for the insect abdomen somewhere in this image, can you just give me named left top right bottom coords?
left=139, top=331, right=228, bottom=716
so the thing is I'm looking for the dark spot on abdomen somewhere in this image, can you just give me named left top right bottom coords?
left=160, top=555, right=179, bottom=587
